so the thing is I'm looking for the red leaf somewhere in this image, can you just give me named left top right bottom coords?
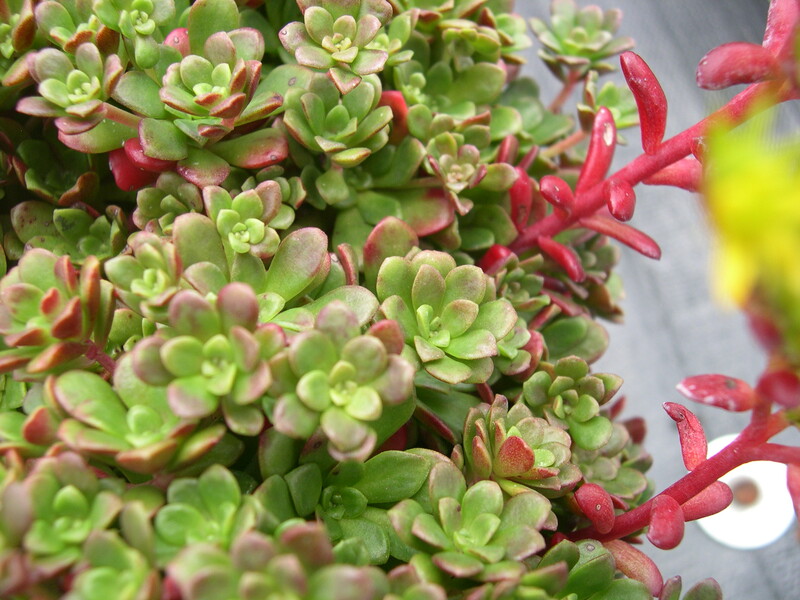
left=681, top=481, right=733, bottom=521
left=368, top=319, right=405, bottom=355
left=620, top=52, right=667, bottom=154
left=574, top=483, right=615, bottom=534
left=477, top=244, right=513, bottom=274
left=643, top=157, right=702, bottom=192
left=696, top=42, right=780, bottom=91
left=164, top=27, right=190, bottom=57
left=763, top=0, right=800, bottom=58
left=578, top=214, right=661, bottom=259
left=663, top=402, right=707, bottom=471
left=756, top=368, right=800, bottom=408
left=109, top=148, right=159, bottom=192
left=123, top=137, right=176, bottom=173
left=788, top=463, right=800, bottom=520
left=676, top=374, right=757, bottom=412
left=647, top=495, right=685, bottom=550
left=605, top=539, right=664, bottom=597
left=538, top=236, right=585, bottom=282
left=538, top=175, right=574, bottom=211
left=22, top=406, right=59, bottom=446
left=603, top=179, right=636, bottom=221
left=576, top=107, right=616, bottom=193
left=496, top=134, right=519, bottom=164
left=509, top=167, right=533, bottom=231
left=495, top=435, right=535, bottom=478
left=378, top=91, right=408, bottom=145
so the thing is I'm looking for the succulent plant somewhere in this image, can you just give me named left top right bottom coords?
left=521, top=356, right=620, bottom=451
left=0, top=249, right=115, bottom=379
left=168, top=522, right=390, bottom=600
left=377, top=249, right=521, bottom=385
left=264, top=301, right=415, bottom=461
left=279, top=0, right=394, bottom=94
left=456, top=395, right=582, bottom=497
left=133, top=172, right=203, bottom=234
left=62, top=531, right=160, bottom=600
left=10, top=201, right=128, bottom=264
left=283, top=72, right=392, bottom=168
left=530, top=0, right=634, bottom=80
left=131, top=283, right=281, bottom=435
left=0, top=0, right=796, bottom=597
left=0, top=452, right=123, bottom=580
left=388, top=458, right=552, bottom=584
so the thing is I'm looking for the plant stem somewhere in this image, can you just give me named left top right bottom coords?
left=540, top=129, right=588, bottom=159
left=103, top=103, right=142, bottom=129
left=548, top=70, right=582, bottom=113
left=86, top=342, right=116, bottom=375
left=511, top=80, right=794, bottom=254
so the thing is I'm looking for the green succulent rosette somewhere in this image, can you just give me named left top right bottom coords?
left=168, top=522, right=390, bottom=600
left=130, top=282, right=281, bottom=436
left=283, top=72, right=392, bottom=168
left=10, top=201, right=128, bottom=265
left=376, top=249, right=519, bottom=385
left=203, top=181, right=295, bottom=261
left=279, top=0, right=393, bottom=94
left=573, top=422, right=651, bottom=502
left=62, top=531, right=159, bottom=600
left=457, top=395, right=582, bottom=497
left=463, top=538, right=652, bottom=600
left=530, top=0, right=634, bottom=80
left=264, top=301, right=415, bottom=461
left=133, top=172, right=203, bottom=235
left=149, top=464, right=263, bottom=565
left=0, top=249, right=115, bottom=379
left=104, top=231, right=184, bottom=324
left=93, top=0, right=175, bottom=68
left=16, top=44, right=124, bottom=133
left=50, top=356, right=228, bottom=475
left=521, top=356, right=621, bottom=451
left=0, top=452, right=123, bottom=578
left=33, top=0, right=109, bottom=55
left=0, top=0, right=36, bottom=91
left=388, top=458, right=552, bottom=584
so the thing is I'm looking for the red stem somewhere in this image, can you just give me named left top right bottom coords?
left=548, top=70, right=583, bottom=113
left=86, top=342, right=116, bottom=375
left=511, top=80, right=793, bottom=254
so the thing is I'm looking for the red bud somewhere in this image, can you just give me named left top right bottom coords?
left=603, top=179, right=636, bottom=221
left=576, top=107, right=616, bottom=193
left=574, top=483, right=615, bottom=534
left=696, top=42, right=780, bottom=91
left=538, top=236, right=585, bottom=282
left=676, top=374, right=757, bottom=412
left=643, top=157, right=702, bottom=192
left=538, top=175, right=575, bottom=211
left=681, top=481, right=733, bottom=521
left=579, top=215, right=661, bottom=259
left=647, top=495, right=685, bottom=550
left=605, top=539, right=664, bottom=596
left=620, top=51, right=668, bottom=154
left=663, top=402, right=707, bottom=471
left=756, top=368, right=800, bottom=408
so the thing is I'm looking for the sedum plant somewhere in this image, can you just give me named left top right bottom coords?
left=0, top=0, right=798, bottom=599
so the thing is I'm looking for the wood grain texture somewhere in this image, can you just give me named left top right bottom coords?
left=516, top=1, right=800, bottom=598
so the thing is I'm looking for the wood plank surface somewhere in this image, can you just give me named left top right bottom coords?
left=515, top=1, right=800, bottom=598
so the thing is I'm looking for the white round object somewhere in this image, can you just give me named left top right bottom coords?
left=695, top=433, right=796, bottom=549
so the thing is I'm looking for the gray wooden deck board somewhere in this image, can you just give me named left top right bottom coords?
left=516, top=1, right=799, bottom=598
